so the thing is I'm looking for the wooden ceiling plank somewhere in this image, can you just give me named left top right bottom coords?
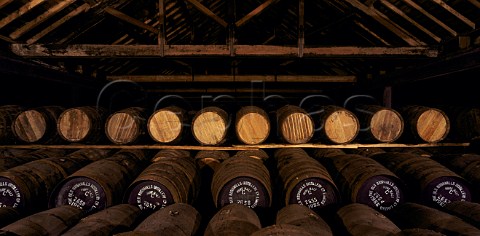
left=235, top=0, right=279, bottom=27
left=10, top=44, right=439, bottom=58
left=298, top=0, right=304, bottom=57
left=343, top=0, right=425, bottom=46
left=380, top=0, right=441, bottom=42
left=184, top=0, right=228, bottom=27
left=355, top=20, right=392, bottom=46
left=0, top=0, right=46, bottom=29
left=403, top=0, right=457, bottom=36
left=106, top=75, right=356, bottom=83
left=431, top=0, right=475, bottom=29
left=0, top=0, right=14, bottom=10
left=26, top=3, right=90, bottom=44
left=104, top=7, right=159, bottom=34
left=0, top=34, right=15, bottom=43
left=158, top=0, right=166, bottom=49
left=9, top=0, right=76, bottom=40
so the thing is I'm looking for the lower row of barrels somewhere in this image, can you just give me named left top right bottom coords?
left=1, top=147, right=480, bottom=234
left=2, top=103, right=480, bottom=145
left=2, top=200, right=480, bottom=235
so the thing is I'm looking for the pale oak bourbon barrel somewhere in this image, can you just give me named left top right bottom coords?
left=276, top=105, right=314, bottom=144
left=235, top=106, right=270, bottom=145
left=391, top=202, right=480, bottom=235
left=57, top=106, right=108, bottom=143
left=105, top=107, right=147, bottom=145
left=274, top=148, right=340, bottom=212
left=62, top=204, right=143, bottom=236
left=0, top=148, right=110, bottom=214
left=336, top=203, right=401, bottom=236
left=0, top=105, right=24, bottom=144
left=204, top=203, right=262, bottom=236
left=314, top=149, right=405, bottom=212
left=310, top=105, right=360, bottom=144
left=276, top=204, right=333, bottom=236
left=12, top=106, right=65, bottom=144
left=354, top=104, right=404, bottom=143
left=398, top=105, right=450, bottom=143
left=0, top=205, right=84, bottom=236
left=148, top=106, right=189, bottom=144
left=370, top=152, right=472, bottom=208
left=211, top=154, right=272, bottom=209
left=192, top=106, right=229, bottom=145
left=51, top=149, right=149, bottom=214
left=125, top=150, right=200, bottom=211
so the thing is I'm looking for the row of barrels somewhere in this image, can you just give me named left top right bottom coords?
left=3, top=199, right=480, bottom=235
left=1, top=103, right=479, bottom=145
left=2, top=146, right=480, bottom=218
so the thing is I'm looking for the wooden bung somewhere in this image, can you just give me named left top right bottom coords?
left=105, top=107, right=146, bottom=145
left=235, top=106, right=270, bottom=145
left=336, top=203, right=401, bottom=236
left=0, top=105, right=24, bottom=144
left=57, top=106, right=107, bottom=143
left=313, top=105, right=360, bottom=144
left=147, top=106, right=187, bottom=144
left=191, top=106, right=229, bottom=145
left=355, top=104, right=404, bottom=143
left=204, top=203, right=262, bottom=236
left=399, top=105, right=450, bottom=143
left=12, top=106, right=65, bottom=144
left=276, top=105, right=314, bottom=144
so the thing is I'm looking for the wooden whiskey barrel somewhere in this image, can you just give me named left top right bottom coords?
left=192, top=106, right=229, bottom=146
left=204, top=203, right=262, bottom=236
left=235, top=149, right=270, bottom=162
left=211, top=156, right=272, bottom=209
left=148, top=106, right=188, bottom=144
left=0, top=205, right=84, bottom=236
left=446, top=106, right=480, bottom=142
left=391, top=202, right=480, bottom=235
left=274, top=148, right=340, bottom=212
left=348, top=147, right=386, bottom=157
left=0, top=207, right=20, bottom=228
left=398, top=105, right=450, bottom=143
left=105, top=107, right=146, bottom=144
left=12, top=106, right=65, bottom=144
left=127, top=203, right=201, bottom=236
left=315, top=150, right=405, bottom=212
left=276, top=105, right=314, bottom=144
left=311, top=105, right=360, bottom=144
left=0, top=148, right=111, bottom=213
left=235, top=106, right=270, bottom=145
left=125, top=150, right=200, bottom=211
left=354, top=104, right=404, bottom=143
left=0, top=105, right=24, bottom=144
left=370, top=152, right=472, bottom=208
left=251, top=224, right=314, bottom=236
left=394, top=228, right=446, bottom=236
left=195, top=150, right=230, bottom=171
left=276, top=204, right=333, bottom=236
left=51, top=149, right=148, bottom=214
left=62, top=204, right=143, bottom=236
left=0, top=148, right=68, bottom=172
left=336, top=203, right=401, bottom=236
left=443, top=201, right=480, bottom=229
left=57, top=106, right=107, bottom=143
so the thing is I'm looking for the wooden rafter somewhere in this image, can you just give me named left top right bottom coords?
left=0, top=0, right=13, bottom=10
left=298, top=0, right=304, bottom=57
left=467, top=0, right=480, bottom=9
left=235, top=0, right=279, bottom=27
left=343, top=0, right=425, bottom=46
left=106, top=75, right=357, bottom=83
left=0, top=0, right=45, bottom=29
left=432, top=0, right=475, bottom=29
left=105, top=7, right=159, bottom=34
left=0, top=34, right=14, bottom=43
left=10, top=44, right=439, bottom=58
left=355, top=20, right=391, bottom=46
left=158, top=0, right=166, bottom=50
left=9, top=0, right=76, bottom=40
left=184, top=0, right=228, bottom=27
left=379, top=0, right=441, bottom=43
left=26, top=3, right=90, bottom=44
left=403, top=0, right=457, bottom=37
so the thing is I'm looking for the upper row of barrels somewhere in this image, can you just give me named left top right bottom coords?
left=0, top=103, right=478, bottom=145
